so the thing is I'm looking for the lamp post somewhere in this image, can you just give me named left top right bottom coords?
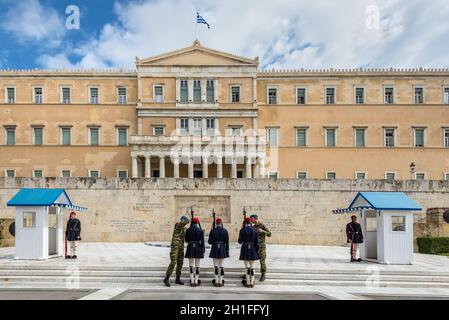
left=409, top=162, right=416, bottom=180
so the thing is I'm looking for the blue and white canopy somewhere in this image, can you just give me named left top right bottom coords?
left=7, top=188, right=87, bottom=211
left=332, top=192, right=421, bottom=214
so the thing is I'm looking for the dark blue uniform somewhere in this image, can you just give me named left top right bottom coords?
left=185, top=225, right=205, bottom=259
left=208, top=226, right=229, bottom=259
left=66, top=218, right=81, bottom=241
left=238, top=225, right=260, bottom=261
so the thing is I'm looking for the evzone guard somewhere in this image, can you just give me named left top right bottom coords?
left=185, top=217, right=205, bottom=286
left=239, top=217, right=260, bottom=288
left=208, top=213, right=229, bottom=287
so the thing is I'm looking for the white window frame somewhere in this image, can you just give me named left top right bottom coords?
left=88, top=127, right=100, bottom=146
left=296, top=86, right=307, bottom=105
left=117, top=86, right=128, bottom=104
left=413, top=127, right=426, bottom=147
left=384, top=85, right=395, bottom=104
left=192, top=80, right=202, bottom=103
left=60, top=86, right=72, bottom=104
left=179, top=79, right=189, bottom=103
left=324, top=127, right=337, bottom=147
left=415, top=172, right=426, bottom=180
left=324, top=85, right=337, bottom=104
left=117, top=127, right=128, bottom=146
left=153, top=125, right=165, bottom=136
left=266, top=127, right=279, bottom=147
left=180, top=118, right=189, bottom=135
left=413, top=85, right=425, bottom=104
left=268, top=171, right=278, bottom=179
left=60, top=127, right=72, bottom=145
left=153, top=84, right=164, bottom=103
left=354, top=86, right=365, bottom=104
left=205, top=79, right=215, bottom=103
left=33, top=169, right=44, bottom=178
left=443, top=86, right=449, bottom=104
left=88, top=170, right=101, bottom=178
left=32, top=86, right=44, bottom=104
left=230, top=85, right=241, bottom=103
left=295, top=127, right=308, bottom=147
left=117, top=170, right=128, bottom=178
left=267, top=86, right=278, bottom=105
left=355, top=171, right=368, bottom=179
left=296, top=171, right=308, bottom=179
left=326, top=171, right=336, bottom=180
left=5, top=169, right=16, bottom=178
left=228, top=126, right=242, bottom=137
left=354, top=127, right=366, bottom=147
left=88, top=86, right=100, bottom=104
left=385, top=171, right=397, bottom=180
left=384, top=128, right=396, bottom=147
left=5, top=86, right=16, bottom=103
left=60, top=170, right=72, bottom=178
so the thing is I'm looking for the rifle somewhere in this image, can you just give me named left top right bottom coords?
left=212, top=209, right=216, bottom=229
left=242, top=207, right=247, bottom=228
left=191, top=206, right=202, bottom=230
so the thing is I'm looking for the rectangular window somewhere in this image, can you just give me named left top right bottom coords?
left=61, top=170, right=71, bottom=178
left=414, top=87, right=424, bottom=104
left=415, top=172, right=425, bottom=180
left=33, top=170, right=43, bottom=178
left=118, top=87, right=127, bottom=104
left=444, top=87, right=449, bottom=104
left=391, top=216, right=406, bottom=232
left=6, top=127, right=15, bottom=145
left=297, top=171, right=308, bottom=179
left=326, top=172, right=336, bottom=180
left=326, top=87, right=335, bottom=104
left=385, top=172, right=396, bottom=180
left=193, top=80, right=201, bottom=103
left=444, top=129, right=449, bottom=147
left=297, top=88, right=306, bottom=104
left=296, top=128, right=307, bottom=147
left=384, top=128, right=396, bottom=147
left=34, top=127, right=43, bottom=145
left=231, top=86, right=240, bottom=103
left=192, top=118, right=202, bottom=136
left=90, top=87, right=99, bottom=104
left=89, top=170, right=100, bottom=178
left=355, top=87, right=364, bottom=104
left=6, top=170, right=15, bottom=178
left=355, top=128, right=366, bottom=147
left=154, top=85, right=163, bottom=103
left=268, top=171, right=278, bottom=179
left=268, top=88, right=277, bottom=104
left=384, top=87, right=394, bottom=104
left=445, top=173, right=449, bottom=181
left=325, top=128, right=336, bottom=147
left=61, top=127, right=71, bottom=145
left=230, top=127, right=242, bottom=137
left=117, top=128, right=128, bottom=146
left=180, top=80, right=188, bottom=103
left=180, top=118, right=189, bottom=135
left=89, top=127, right=99, bottom=146
left=153, top=126, right=164, bottom=136
left=34, top=87, right=43, bottom=104
left=62, top=87, right=71, bottom=104
left=355, top=172, right=367, bottom=179
left=267, top=128, right=278, bottom=147
left=6, top=87, right=15, bottom=103
left=117, top=170, right=128, bottom=178
left=23, top=212, right=36, bottom=228
left=206, top=118, right=215, bottom=136
left=206, top=80, right=214, bottom=103
left=414, top=128, right=425, bottom=147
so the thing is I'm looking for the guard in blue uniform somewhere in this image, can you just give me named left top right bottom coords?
left=185, top=217, right=205, bottom=286
left=208, top=218, right=229, bottom=287
left=65, top=212, right=81, bottom=259
left=238, top=217, right=259, bottom=288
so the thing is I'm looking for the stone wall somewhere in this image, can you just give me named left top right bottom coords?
left=0, top=178, right=448, bottom=246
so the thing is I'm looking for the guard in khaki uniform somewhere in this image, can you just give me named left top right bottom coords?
left=164, top=216, right=190, bottom=287
left=250, top=214, right=271, bottom=281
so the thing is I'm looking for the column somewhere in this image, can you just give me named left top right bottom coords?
left=252, top=117, right=258, bottom=136
left=188, top=158, right=194, bottom=178
left=173, top=157, right=180, bottom=178
left=246, top=157, right=252, bottom=179
left=188, top=79, right=193, bottom=103
left=258, top=157, right=265, bottom=178
left=175, top=79, right=180, bottom=102
left=202, top=157, right=208, bottom=178
left=131, top=155, right=138, bottom=178
left=216, top=157, right=223, bottom=178
left=159, top=155, right=165, bottom=178
left=254, top=160, right=260, bottom=179
left=231, top=158, right=237, bottom=179
left=145, top=156, right=151, bottom=178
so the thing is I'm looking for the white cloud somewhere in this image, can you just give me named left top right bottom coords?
left=1, top=0, right=65, bottom=47
left=36, top=0, right=449, bottom=69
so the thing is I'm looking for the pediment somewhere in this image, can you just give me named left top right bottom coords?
left=136, top=40, right=258, bottom=67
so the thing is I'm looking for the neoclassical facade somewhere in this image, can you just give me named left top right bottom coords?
left=1, top=40, right=449, bottom=180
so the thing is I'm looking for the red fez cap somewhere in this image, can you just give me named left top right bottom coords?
left=245, top=217, right=252, bottom=223
left=193, top=217, right=200, bottom=223
left=70, top=211, right=76, bottom=216
left=216, top=218, right=222, bottom=224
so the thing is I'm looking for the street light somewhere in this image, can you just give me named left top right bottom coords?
left=410, top=162, right=416, bottom=179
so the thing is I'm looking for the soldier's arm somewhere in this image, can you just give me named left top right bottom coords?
left=261, top=224, right=271, bottom=237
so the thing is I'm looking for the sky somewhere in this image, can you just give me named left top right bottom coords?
left=0, top=0, right=448, bottom=70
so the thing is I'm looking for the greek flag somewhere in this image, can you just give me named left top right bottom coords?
left=196, top=12, right=210, bottom=29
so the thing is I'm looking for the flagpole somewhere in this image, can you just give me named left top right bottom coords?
left=194, top=12, right=198, bottom=40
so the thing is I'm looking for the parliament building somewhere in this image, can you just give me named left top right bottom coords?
left=1, top=40, right=449, bottom=181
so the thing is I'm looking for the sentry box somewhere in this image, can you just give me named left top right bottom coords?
left=7, top=188, right=87, bottom=260
left=333, top=192, right=422, bottom=265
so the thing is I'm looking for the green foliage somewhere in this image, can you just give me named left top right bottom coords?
left=417, top=237, right=449, bottom=254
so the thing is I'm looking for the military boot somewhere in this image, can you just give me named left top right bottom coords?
left=259, top=273, right=266, bottom=282
left=163, top=276, right=171, bottom=287
left=175, top=276, right=184, bottom=285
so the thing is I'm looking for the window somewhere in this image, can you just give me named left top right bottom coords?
left=325, top=87, right=335, bottom=104
left=6, top=87, right=15, bottom=103
left=414, top=87, right=424, bottom=104
left=180, top=118, right=189, bottom=135
left=414, top=128, right=425, bottom=147
left=268, top=88, right=277, bottom=104
left=153, top=126, right=165, bottom=136
left=391, top=216, right=406, bottom=232
left=33, top=170, right=43, bottom=178
left=117, top=127, right=128, bottom=146
left=90, top=87, right=99, bottom=104
left=34, top=87, right=43, bottom=104
left=206, top=80, right=214, bottom=103
left=206, top=118, right=215, bottom=136
left=117, top=170, right=128, bottom=178
left=89, top=170, right=100, bottom=178
left=193, top=80, right=201, bottom=103
left=384, top=128, right=396, bottom=147
left=267, top=128, right=278, bottom=147
left=33, top=127, right=43, bottom=145
left=268, top=171, right=278, bottom=179
left=61, top=127, right=71, bottom=145
left=296, top=87, right=306, bottom=104
left=445, top=173, right=449, bottom=181
left=230, top=127, right=242, bottom=137
left=89, top=127, right=100, bottom=146
left=355, top=128, right=366, bottom=147
left=117, top=87, right=127, bottom=104
left=385, top=172, right=396, bottom=180
left=6, top=127, right=15, bottom=145
left=444, top=129, right=449, bottom=147
left=154, top=85, right=163, bottom=103
left=444, top=87, right=449, bottom=104
left=355, top=172, right=367, bottom=179
left=231, top=86, right=240, bottom=103
left=236, top=170, right=244, bottom=179
left=297, top=171, right=308, bottom=179
left=384, top=87, right=394, bottom=104
left=326, top=172, right=336, bottom=180
left=355, top=87, right=364, bottom=104
left=61, top=170, right=71, bottom=178
left=415, top=172, right=425, bottom=180
left=192, top=118, right=202, bottom=136
left=180, top=80, right=188, bottom=103
left=296, top=128, right=307, bottom=147
left=6, top=170, right=15, bottom=178
left=61, top=87, right=71, bottom=104
left=23, top=212, right=36, bottom=228
left=325, top=128, right=336, bottom=147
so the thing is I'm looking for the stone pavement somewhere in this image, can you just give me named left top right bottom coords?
left=0, top=243, right=449, bottom=300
